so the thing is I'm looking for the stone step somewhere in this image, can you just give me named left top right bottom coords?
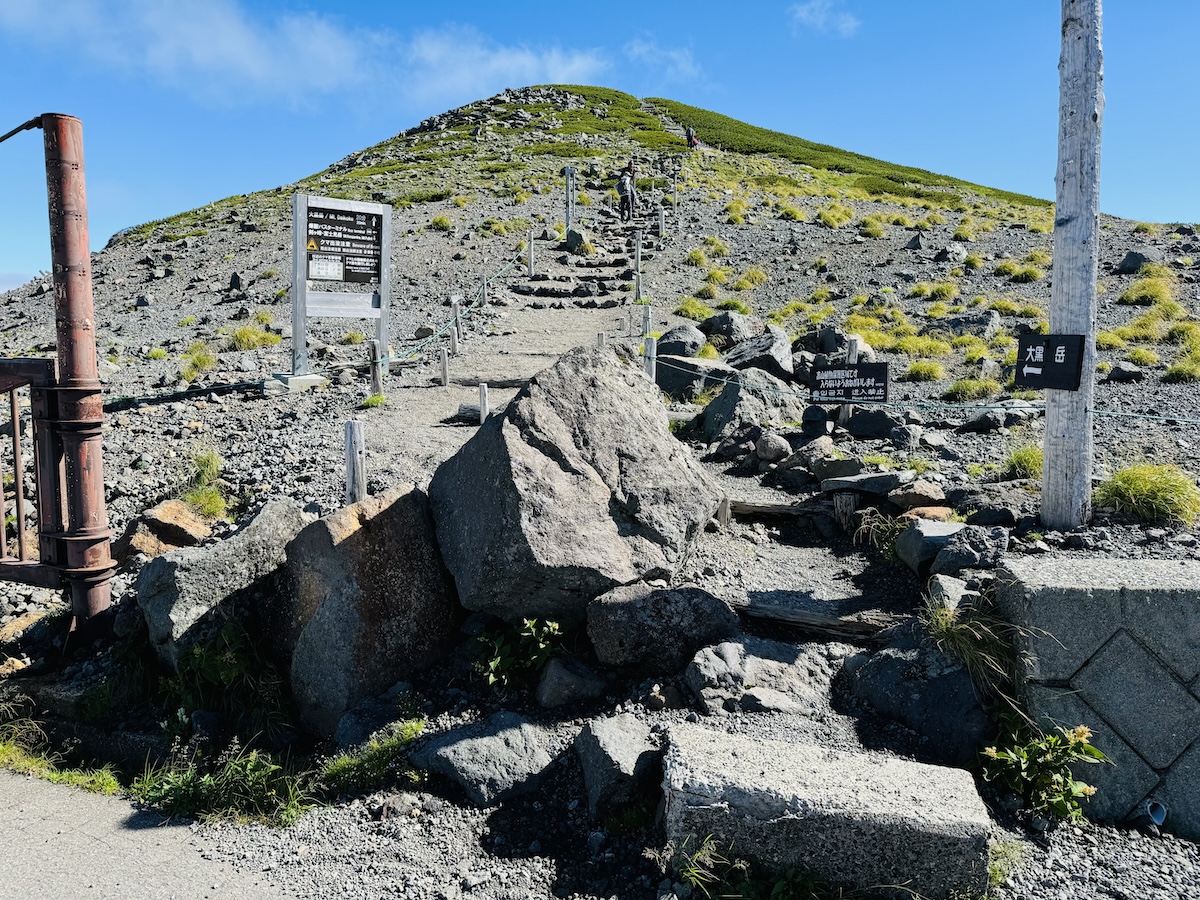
left=662, top=724, right=991, bottom=899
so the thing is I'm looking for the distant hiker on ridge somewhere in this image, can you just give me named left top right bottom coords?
left=617, top=166, right=635, bottom=222
left=686, top=124, right=698, bottom=148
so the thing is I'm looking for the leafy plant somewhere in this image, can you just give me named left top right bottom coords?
left=981, top=725, right=1110, bottom=822
left=318, top=718, right=424, bottom=796
left=1094, top=463, right=1200, bottom=525
left=361, top=392, right=386, bottom=409
left=475, top=619, right=563, bottom=689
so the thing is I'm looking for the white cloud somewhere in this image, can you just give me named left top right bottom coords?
left=0, top=2, right=607, bottom=110
left=790, top=0, right=861, bottom=38
left=625, top=39, right=701, bottom=84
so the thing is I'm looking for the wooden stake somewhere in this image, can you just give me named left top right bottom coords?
left=479, top=382, right=490, bottom=424
left=440, top=347, right=449, bottom=387
left=597, top=332, right=606, bottom=349
left=644, top=336, right=657, bottom=380
left=1043, top=0, right=1103, bottom=529
left=837, top=336, right=860, bottom=427
left=344, top=420, right=367, bottom=504
left=369, top=340, right=384, bottom=396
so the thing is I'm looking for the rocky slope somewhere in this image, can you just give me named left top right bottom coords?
left=2, top=85, right=1200, bottom=899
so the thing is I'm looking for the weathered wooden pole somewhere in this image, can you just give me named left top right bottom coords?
left=1043, top=0, right=1103, bottom=529
left=345, top=420, right=367, bottom=504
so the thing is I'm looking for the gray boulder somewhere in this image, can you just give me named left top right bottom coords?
left=137, top=501, right=313, bottom=670
left=930, top=526, right=1009, bottom=575
left=821, top=470, right=917, bottom=496
left=429, top=346, right=720, bottom=625
left=755, top=431, right=792, bottom=462
left=409, top=712, right=554, bottom=807
left=685, top=636, right=850, bottom=715
left=657, top=323, right=706, bottom=358
left=722, top=324, right=794, bottom=381
left=896, top=519, right=966, bottom=576
left=1105, top=361, right=1146, bottom=382
left=662, top=724, right=991, bottom=900
left=588, top=583, right=740, bottom=675
left=276, top=485, right=456, bottom=737
left=655, top=355, right=737, bottom=402
left=574, top=713, right=661, bottom=820
left=699, top=310, right=759, bottom=345
left=846, top=408, right=906, bottom=440
left=940, top=309, right=1002, bottom=341
left=1114, top=247, right=1164, bottom=275
left=702, top=368, right=808, bottom=442
left=536, top=656, right=608, bottom=708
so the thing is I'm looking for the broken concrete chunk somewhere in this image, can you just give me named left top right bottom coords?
left=574, top=713, right=661, bottom=820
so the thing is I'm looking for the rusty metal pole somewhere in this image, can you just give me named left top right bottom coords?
left=42, top=114, right=114, bottom=626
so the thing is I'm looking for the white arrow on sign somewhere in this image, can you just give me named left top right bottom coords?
left=1023, top=365, right=1043, bottom=377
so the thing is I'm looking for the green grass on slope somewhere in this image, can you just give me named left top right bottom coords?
left=647, top=97, right=1051, bottom=208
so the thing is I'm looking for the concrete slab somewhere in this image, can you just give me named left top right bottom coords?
left=1155, top=739, right=1200, bottom=841
left=662, top=724, right=990, bottom=900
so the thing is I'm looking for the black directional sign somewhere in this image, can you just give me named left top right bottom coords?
left=811, top=362, right=889, bottom=403
left=1013, top=334, right=1085, bottom=391
left=305, top=207, right=383, bottom=283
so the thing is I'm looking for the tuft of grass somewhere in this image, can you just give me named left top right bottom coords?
left=717, top=298, right=751, bottom=315
left=943, top=377, right=1001, bottom=401
left=429, top=215, right=453, bottom=232
left=895, top=335, right=953, bottom=358
left=1132, top=221, right=1158, bottom=235
left=180, top=341, right=216, bottom=383
left=696, top=284, right=719, bottom=301
left=1117, top=276, right=1173, bottom=306
left=147, top=347, right=167, bottom=360
left=183, top=449, right=227, bottom=518
left=858, top=216, right=886, bottom=238
left=339, top=331, right=367, bottom=345
left=1, top=696, right=119, bottom=794
left=704, top=267, right=730, bottom=285
left=920, top=594, right=1016, bottom=709
left=674, top=297, right=714, bottom=321
left=1126, top=348, right=1160, bottom=367
left=905, top=360, right=945, bottom=382
left=361, top=393, right=386, bottom=409
left=702, top=236, right=729, bottom=257
left=1003, top=445, right=1043, bottom=480
left=1025, top=248, right=1052, bottom=267
left=816, top=202, right=854, bottom=229
left=1095, top=463, right=1200, bottom=525
left=318, top=719, right=424, bottom=796
left=685, top=248, right=708, bottom=267
left=231, top=325, right=281, bottom=351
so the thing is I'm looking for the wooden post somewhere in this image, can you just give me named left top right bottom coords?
left=1043, top=0, right=1103, bottom=530
left=597, top=332, right=606, bottom=349
left=480, top=274, right=487, bottom=307
left=644, top=336, right=657, bottom=380
left=479, top=382, right=490, bottom=424
left=527, top=227, right=535, bottom=278
left=837, top=337, right=861, bottom=427
left=642, top=303, right=652, bottom=338
left=345, top=420, right=367, bottom=504
left=368, top=339, right=384, bottom=396
left=440, top=348, right=449, bottom=387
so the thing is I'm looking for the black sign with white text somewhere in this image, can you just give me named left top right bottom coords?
left=305, top=207, right=383, bottom=283
left=811, top=362, right=889, bottom=403
left=1013, top=334, right=1085, bottom=391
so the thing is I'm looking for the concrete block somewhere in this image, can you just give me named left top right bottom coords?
left=662, top=724, right=990, bottom=900
left=1155, top=740, right=1200, bottom=841
left=1025, top=684, right=1158, bottom=823
left=996, top=559, right=1123, bottom=682
left=1072, top=630, right=1200, bottom=770
left=574, top=713, right=661, bottom=820
left=268, top=373, right=329, bottom=393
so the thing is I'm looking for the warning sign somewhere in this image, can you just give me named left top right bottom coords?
left=306, top=207, right=383, bottom=283
left=811, top=363, right=889, bottom=403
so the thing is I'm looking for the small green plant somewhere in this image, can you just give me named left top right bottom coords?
left=430, top=215, right=453, bottom=231
left=1094, top=463, right=1200, bottom=525
left=1025, top=248, right=1052, bottom=267
left=259, top=268, right=279, bottom=279
left=704, top=267, right=730, bottom=285
left=695, top=284, right=719, bottom=301
left=1117, top=276, right=1173, bottom=306
left=717, top=298, right=751, bottom=315
left=702, top=236, right=729, bottom=257
left=339, top=331, right=367, bottom=345
left=180, top=341, right=216, bottom=382
left=178, top=315, right=196, bottom=327
left=318, top=718, right=424, bottom=796
left=1003, top=444, right=1043, bottom=480
left=147, top=347, right=167, bottom=360
left=230, top=325, right=281, bottom=351
left=989, top=840, right=1026, bottom=890
left=905, top=360, right=945, bottom=381
left=853, top=508, right=907, bottom=563
left=981, top=725, right=1110, bottom=822
left=361, top=392, right=386, bottom=409
left=253, top=310, right=273, bottom=326
left=674, top=297, right=714, bottom=321
left=816, top=201, right=853, bottom=228
left=475, top=619, right=563, bottom=689
left=183, top=449, right=227, bottom=518
left=0, top=696, right=119, bottom=794
left=686, top=248, right=709, bottom=267
left=943, top=377, right=1000, bottom=401
left=964, top=253, right=983, bottom=271
left=1126, top=347, right=1160, bottom=367
left=1132, top=221, right=1158, bottom=235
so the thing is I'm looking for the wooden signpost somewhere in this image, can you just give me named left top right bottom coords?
left=1043, top=0, right=1103, bottom=529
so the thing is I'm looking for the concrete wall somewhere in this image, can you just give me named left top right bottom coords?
left=997, top=558, right=1200, bottom=838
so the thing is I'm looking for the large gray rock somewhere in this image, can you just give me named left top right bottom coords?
left=409, top=712, right=554, bottom=807
left=685, top=636, right=849, bottom=715
left=655, top=355, right=737, bottom=402
left=429, top=346, right=720, bottom=625
left=896, top=519, right=966, bottom=576
left=930, top=525, right=1008, bottom=575
left=657, top=323, right=706, bottom=358
left=699, top=310, right=759, bottom=345
left=137, top=501, right=313, bottom=670
left=1114, top=246, right=1164, bottom=275
left=276, top=485, right=456, bottom=737
left=845, top=408, right=906, bottom=440
left=722, top=324, right=793, bottom=381
left=662, top=724, right=991, bottom=899
left=939, top=310, right=1002, bottom=340
left=574, top=713, right=661, bottom=820
left=587, top=583, right=740, bottom=675
left=702, top=368, right=808, bottom=442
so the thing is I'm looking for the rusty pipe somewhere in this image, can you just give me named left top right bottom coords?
left=42, top=113, right=113, bottom=624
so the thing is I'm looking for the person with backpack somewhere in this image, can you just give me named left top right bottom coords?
left=686, top=124, right=698, bottom=149
left=617, top=167, right=634, bottom=222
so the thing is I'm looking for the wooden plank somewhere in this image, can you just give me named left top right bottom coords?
left=737, top=600, right=898, bottom=642
left=729, top=498, right=806, bottom=517
left=1043, top=0, right=1103, bottom=529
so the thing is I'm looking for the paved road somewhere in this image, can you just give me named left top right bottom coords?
left=0, top=772, right=289, bottom=900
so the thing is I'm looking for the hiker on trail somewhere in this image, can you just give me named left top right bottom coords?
left=686, top=125, right=698, bottom=148
left=617, top=168, right=635, bottom=222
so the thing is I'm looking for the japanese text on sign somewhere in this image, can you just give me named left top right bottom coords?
left=1014, top=334, right=1085, bottom=391
left=811, top=363, right=889, bottom=403
left=306, top=208, right=383, bottom=283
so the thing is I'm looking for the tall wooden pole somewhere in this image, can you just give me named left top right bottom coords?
left=1043, top=0, right=1103, bottom=529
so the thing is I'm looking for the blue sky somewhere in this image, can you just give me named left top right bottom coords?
left=1, top=1, right=1194, bottom=291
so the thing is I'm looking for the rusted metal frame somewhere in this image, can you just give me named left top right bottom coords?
left=10, top=387, right=26, bottom=560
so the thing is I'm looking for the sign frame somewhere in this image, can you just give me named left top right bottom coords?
left=810, top=362, right=889, bottom=403
left=291, top=193, right=393, bottom=376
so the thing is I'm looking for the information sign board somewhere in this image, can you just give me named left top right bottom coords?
left=305, top=207, right=383, bottom=283
left=1013, top=334, right=1085, bottom=391
left=811, top=362, right=889, bottom=403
